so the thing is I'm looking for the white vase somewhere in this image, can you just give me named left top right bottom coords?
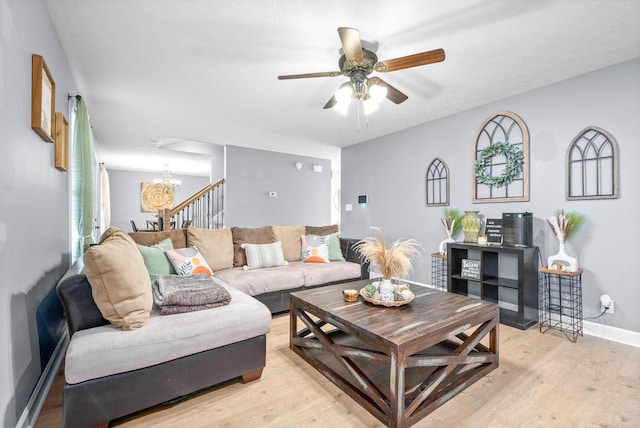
left=548, top=241, right=579, bottom=272
left=379, top=278, right=395, bottom=302
left=438, top=232, right=455, bottom=255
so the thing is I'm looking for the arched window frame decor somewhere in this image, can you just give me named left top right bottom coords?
left=566, top=126, right=619, bottom=200
left=426, top=157, right=449, bottom=206
left=473, top=111, right=530, bottom=203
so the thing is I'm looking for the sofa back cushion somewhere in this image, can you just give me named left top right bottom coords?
left=83, top=227, right=153, bottom=330
left=129, top=229, right=187, bottom=248
left=231, top=226, right=276, bottom=267
left=272, top=225, right=305, bottom=262
left=187, top=227, right=234, bottom=271
left=305, top=224, right=339, bottom=236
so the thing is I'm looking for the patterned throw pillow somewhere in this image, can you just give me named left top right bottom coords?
left=241, top=242, right=288, bottom=270
left=165, top=246, right=214, bottom=276
left=301, top=234, right=330, bottom=263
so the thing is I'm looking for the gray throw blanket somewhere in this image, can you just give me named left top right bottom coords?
left=153, top=274, right=231, bottom=315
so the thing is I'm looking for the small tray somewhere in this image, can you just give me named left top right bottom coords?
left=359, top=287, right=414, bottom=307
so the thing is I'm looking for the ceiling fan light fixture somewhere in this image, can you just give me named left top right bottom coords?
left=368, top=81, right=387, bottom=104
left=334, top=101, right=350, bottom=115
left=335, top=83, right=353, bottom=104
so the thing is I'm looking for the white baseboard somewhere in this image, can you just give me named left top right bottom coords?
left=16, top=330, right=69, bottom=428
left=583, top=320, right=640, bottom=348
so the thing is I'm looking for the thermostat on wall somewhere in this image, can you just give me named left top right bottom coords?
left=358, top=194, right=368, bottom=205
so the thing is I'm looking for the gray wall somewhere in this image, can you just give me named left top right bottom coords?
left=225, top=146, right=332, bottom=227
left=108, top=169, right=210, bottom=232
left=341, top=58, right=640, bottom=333
left=0, top=0, right=78, bottom=426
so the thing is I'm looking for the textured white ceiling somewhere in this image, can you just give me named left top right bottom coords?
left=45, top=0, right=640, bottom=176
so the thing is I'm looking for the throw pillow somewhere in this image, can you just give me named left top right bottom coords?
left=272, top=225, right=305, bottom=262
left=165, top=246, right=214, bottom=276
left=301, top=234, right=330, bottom=263
left=305, top=224, right=339, bottom=236
left=328, top=233, right=346, bottom=261
left=137, top=238, right=176, bottom=285
left=241, top=242, right=288, bottom=270
left=231, top=226, right=276, bottom=267
left=83, top=227, right=153, bottom=330
left=187, top=227, right=234, bottom=271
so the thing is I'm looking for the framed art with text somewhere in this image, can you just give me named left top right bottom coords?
left=31, top=54, right=56, bottom=143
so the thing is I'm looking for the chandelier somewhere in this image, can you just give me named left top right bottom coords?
left=153, top=165, right=181, bottom=194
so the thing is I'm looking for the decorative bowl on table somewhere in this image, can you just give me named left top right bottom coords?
left=359, top=281, right=414, bottom=307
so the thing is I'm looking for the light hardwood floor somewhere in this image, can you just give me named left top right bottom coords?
left=36, top=314, right=640, bottom=427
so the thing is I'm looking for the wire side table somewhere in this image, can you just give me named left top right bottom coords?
left=431, top=253, right=448, bottom=291
left=539, top=267, right=583, bottom=342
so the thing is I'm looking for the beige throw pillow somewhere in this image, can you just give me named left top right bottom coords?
left=273, top=225, right=305, bottom=262
left=186, top=227, right=234, bottom=272
left=83, top=227, right=153, bottom=330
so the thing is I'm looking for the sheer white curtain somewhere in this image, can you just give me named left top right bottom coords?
left=99, top=163, right=111, bottom=234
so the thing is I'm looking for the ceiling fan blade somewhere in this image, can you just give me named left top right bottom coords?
left=376, top=48, right=445, bottom=72
left=375, top=78, right=408, bottom=104
left=278, top=71, right=341, bottom=80
left=323, top=95, right=337, bottom=109
left=338, top=27, right=364, bottom=63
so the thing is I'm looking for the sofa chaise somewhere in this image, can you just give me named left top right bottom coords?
left=56, top=224, right=369, bottom=427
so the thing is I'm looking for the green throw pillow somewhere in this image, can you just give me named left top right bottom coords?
left=328, top=233, right=345, bottom=261
left=137, top=238, right=176, bottom=284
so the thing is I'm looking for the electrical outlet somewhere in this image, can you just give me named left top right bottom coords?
left=607, top=299, right=615, bottom=314
left=600, top=294, right=614, bottom=314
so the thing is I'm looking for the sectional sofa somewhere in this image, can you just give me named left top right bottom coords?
left=56, top=224, right=369, bottom=427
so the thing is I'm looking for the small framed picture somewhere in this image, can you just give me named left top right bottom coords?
left=31, top=54, right=56, bottom=143
left=461, top=259, right=481, bottom=280
left=54, top=112, right=69, bottom=171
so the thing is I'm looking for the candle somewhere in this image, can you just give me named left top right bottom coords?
left=477, top=235, right=488, bottom=245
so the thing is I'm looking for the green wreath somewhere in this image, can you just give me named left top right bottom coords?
left=474, top=141, right=524, bottom=187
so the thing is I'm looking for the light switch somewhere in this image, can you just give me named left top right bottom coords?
left=345, top=204, right=353, bottom=212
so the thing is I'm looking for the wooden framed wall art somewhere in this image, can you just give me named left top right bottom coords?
left=140, top=182, right=174, bottom=212
left=473, top=111, right=530, bottom=203
left=54, top=112, right=69, bottom=171
left=31, top=54, right=56, bottom=143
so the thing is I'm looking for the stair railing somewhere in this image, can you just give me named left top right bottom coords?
left=157, top=178, right=224, bottom=231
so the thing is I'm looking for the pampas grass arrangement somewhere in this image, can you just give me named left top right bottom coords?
left=354, top=227, right=422, bottom=280
left=548, top=209, right=585, bottom=241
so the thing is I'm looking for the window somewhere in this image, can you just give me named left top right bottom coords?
left=567, top=127, right=619, bottom=200
left=473, top=111, right=529, bottom=203
left=426, top=158, right=449, bottom=206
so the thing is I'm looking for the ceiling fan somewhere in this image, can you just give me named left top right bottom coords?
left=278, top=27, right=445, bottom=114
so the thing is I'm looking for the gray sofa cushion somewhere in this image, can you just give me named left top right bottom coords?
left=214, top=266, right=304, bottom=296
left=289, top=261, right=363, bottom=287
left=65, top=283, right=271, bottom=384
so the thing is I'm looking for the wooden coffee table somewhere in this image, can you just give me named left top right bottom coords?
left=290, top=280, right=499, bottom=427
